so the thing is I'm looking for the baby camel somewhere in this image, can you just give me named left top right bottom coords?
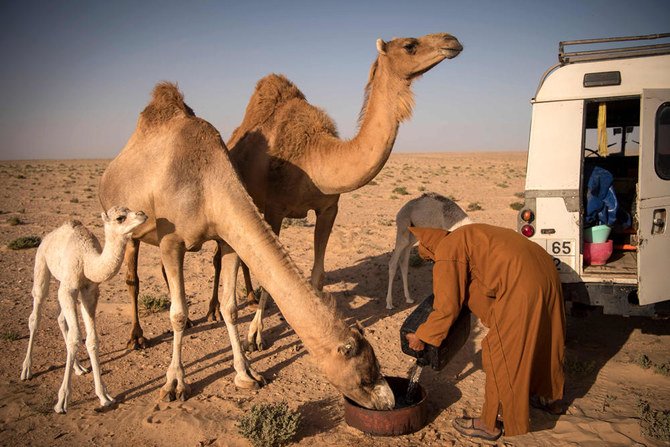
left=386, top=193, right=471, bottom=309
left=21, top=206, right=147, bottom=413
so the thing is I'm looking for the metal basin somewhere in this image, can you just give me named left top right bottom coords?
left=343, top=376, right=428, bottom=436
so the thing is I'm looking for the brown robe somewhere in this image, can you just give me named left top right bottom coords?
left=409, top=223, right=565, bottom=436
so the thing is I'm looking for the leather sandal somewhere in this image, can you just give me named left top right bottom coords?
left=452, top=417, right=502, bottom=441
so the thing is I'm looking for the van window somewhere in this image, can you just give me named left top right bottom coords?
left=584, top=98, right=640, bottom=158
left=656, top=103, right=670, bottom=180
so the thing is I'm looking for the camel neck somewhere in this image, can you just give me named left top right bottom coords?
left=308, top=60, right=411, bottom=195
left=83, top=229, right=127, bottom=284
left=208, top=168, right=348, bottom=354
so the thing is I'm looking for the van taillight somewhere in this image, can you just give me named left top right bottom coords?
left=521, top=224, right=535, bottom=237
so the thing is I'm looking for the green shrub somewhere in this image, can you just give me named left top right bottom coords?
left=637, top=399, right=670, bottom=441
left=392, top=186, right=409, bottom=195
left=1, top=331, right=20, bottom=341
left=237, top=401, right=301, bottom=447
left=8, top=236, right=41, bottom=250
left=510, top=202, right=524, bottom=211
left=637, top=354, right=653, bottom=369
left=140, top=294, right=170, bottom=313
left=281, top=218, right=309, bottom=229
left=467, top=202, right=483, bottom=212
left=7, top=216, right=23, bottom=226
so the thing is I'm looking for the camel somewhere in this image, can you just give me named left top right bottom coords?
left=386, top=193, right=471, bottom=309
left=21, top=207, right=147, bottom=413
left=216, top=32, right=463, bottom=350
left=98, top=83, right=395, bottom=410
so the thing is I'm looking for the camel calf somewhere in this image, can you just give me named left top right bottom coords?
left=21, top=207, right=146, bottom=413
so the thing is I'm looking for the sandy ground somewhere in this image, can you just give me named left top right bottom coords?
left=0, top=152, right=668, bottom=447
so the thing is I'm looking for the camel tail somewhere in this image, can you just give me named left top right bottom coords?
left=139, top=81, right=195, bottom=126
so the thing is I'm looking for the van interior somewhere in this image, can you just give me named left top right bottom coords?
left=581, top=97, right=640, bottom=278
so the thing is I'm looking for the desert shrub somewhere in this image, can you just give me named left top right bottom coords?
left=140, top=294, right=170, bottom=313
left=637, top=354, right=653, bottom=369
left=654, top=362, right=670, bottom=376
left=368, top=180, right=378, bottom=186
left=7, top=216, right=23, bottom=226
left=409, top=249, right=425, bottom=267
left=418, top=185, right=427, bottom=192
left=392, top=186, right=409, bottom=195
left=514, top=191, right=525, bottom=198
left=467, top=202, right=483, bottom=212
left=237, top=401, right=301, bottom=447
left=281, top=218, right=309, bottom=229
left=496, top=182, right=509, bottom=188
left=1, top=331, right=20, bottom=341
left=70, top=197, right=79, bottom=203
left=510, top=202, right=524, bottom=211
left=564, top=355, right=596, bottom=376
left=637, top=399, right=670, bottom=441
left=8, top=236, right=41, bottom=250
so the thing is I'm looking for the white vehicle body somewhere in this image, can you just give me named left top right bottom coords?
left=519, top=34, right=670, bottom=315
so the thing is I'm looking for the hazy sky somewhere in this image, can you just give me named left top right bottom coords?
left=1, top=0, right=668, bottom=160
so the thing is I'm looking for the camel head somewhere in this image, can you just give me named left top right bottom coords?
left=101, top=206, right=148, bottom=238
left=320, top=324, right=395, bottom=410
left=376, top=32, right=462, bottom=80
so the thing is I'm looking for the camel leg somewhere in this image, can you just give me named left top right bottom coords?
left=79, top=285, right=114, bottom=408
left=400, top=231, right=417, bottom=304
left=241, top=262, right=258, bottom=305
left=56, top=311, right=89, bottom=375
left=54, top=284, right=80, bottom=414
left=399, top=243, right=414, bottom=304
left=21, top=253, right=50, bottom=380
left=158, top=234, right=190, bottom=402
left=206, top=241, right=224, bottom=322
left=386, top=245, right=403, bottom=310
left=245, top=210, right=284, bottom=352
left=124, top=239, right=146, bottom=350
left=312, top=201, right=339, bottom=290
left=219, top=243, right=264, bottom=388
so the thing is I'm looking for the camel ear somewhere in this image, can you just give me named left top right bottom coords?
left=338, top=336, right=359, bottom=358
left=376, top=38, right=387, bottom=55
left=101, top=211, right=109, bottom=223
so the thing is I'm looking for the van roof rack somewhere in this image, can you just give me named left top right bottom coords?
left=559, top=33, right=670, bottom=64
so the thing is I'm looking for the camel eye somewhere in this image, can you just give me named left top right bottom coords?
left=116, top=215, right=126, bottom=223
left=403, top=43, right=417, bottom=54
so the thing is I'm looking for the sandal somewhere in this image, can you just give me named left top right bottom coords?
left=452, top=417, right=502, bottom=441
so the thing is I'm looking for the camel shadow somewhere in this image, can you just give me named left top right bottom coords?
left=296, top=396, right=343, bottom=440
left=324, top=250, right=434, bottom=329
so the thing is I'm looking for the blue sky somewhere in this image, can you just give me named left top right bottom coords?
left=1, top=0, right=668, bottom=160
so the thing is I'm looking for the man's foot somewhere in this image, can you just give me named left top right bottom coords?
left=530, top=395, right=565, bottom=415
left=453, top=417, right=502, bottom=441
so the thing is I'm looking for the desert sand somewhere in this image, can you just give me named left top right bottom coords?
left=0, top=152, right=668, bottom=446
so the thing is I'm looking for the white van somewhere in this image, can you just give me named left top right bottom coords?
left=517, top=33, right=670, bottom=316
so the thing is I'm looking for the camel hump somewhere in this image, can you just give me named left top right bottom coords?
left=140, top=81, right=195, bottom=126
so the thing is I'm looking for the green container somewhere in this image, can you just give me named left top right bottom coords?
left=584, top=224, right=611, bottom=243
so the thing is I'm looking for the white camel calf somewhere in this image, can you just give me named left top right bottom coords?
left=21, top=206, right=147, bottom=413
left=386, top=193, right=471, bottom=309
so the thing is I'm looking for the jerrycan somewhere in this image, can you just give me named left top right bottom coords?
left=400, top=294, right=471, bottom=371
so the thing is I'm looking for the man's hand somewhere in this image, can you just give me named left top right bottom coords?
left=405, top=332, right=425, bottom=351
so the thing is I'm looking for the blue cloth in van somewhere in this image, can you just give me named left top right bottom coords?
left=584, top=165, right=631, bottom=228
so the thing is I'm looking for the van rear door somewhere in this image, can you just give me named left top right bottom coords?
left=638, top=89, right=670, bottom=305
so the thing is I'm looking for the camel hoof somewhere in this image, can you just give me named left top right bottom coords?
left=54, top=403, right=67, bottom=414
left=127, top=336, right=147, bottom=351
left=386, top=303, right=394, bottom=310
left=175, top=384, right=190, bottom=402
left=159, top=388, right=175, bottom=402
left=20, top=369, right=32, bottom=381
left=234, top=374, right=263, bottom=390
left=205, top=310, right=223, bottom=322
left=406, top=298, right=415, bottom=304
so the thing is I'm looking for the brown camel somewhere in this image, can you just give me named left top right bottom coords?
left=98, top=83, right=395, bottom=409
left=218, top=32, right=463, bottom=350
